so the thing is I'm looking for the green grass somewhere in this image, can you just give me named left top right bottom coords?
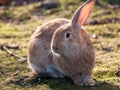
left=0, top=0, right=120, bottom=90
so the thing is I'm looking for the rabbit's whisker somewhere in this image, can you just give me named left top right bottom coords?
left=47, top=49, right=52, bottom=56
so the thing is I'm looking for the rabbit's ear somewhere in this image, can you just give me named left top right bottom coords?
left=71, top=0, right=95, bottom=31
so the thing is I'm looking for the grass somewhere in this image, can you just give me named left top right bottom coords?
left=0, top=0, right=120, bottom=90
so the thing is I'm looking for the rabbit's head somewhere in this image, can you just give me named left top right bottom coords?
left=51, top=0, right=95, bottom=58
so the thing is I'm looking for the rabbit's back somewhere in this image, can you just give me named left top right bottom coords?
left=28, top=18, right=70, bottom=74
left=31, top=18, right=70, bottom=39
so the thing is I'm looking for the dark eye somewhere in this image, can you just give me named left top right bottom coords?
left=66, top=33, right=70, bottom=38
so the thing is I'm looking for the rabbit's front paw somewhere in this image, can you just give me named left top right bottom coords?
left=74, top=79, right=83, bottom=86
left=72, top=74, right=83, bottom=86
left=81, top=75, right=95, bottom=86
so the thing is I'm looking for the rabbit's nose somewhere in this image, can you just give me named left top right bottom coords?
left=52, top=45, right=58, bottom=51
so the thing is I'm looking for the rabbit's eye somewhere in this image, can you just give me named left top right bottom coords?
left=66, top=33, right=70, bottom=38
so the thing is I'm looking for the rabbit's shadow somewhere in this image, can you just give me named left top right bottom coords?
left=4, top=74, right=119, bottom=90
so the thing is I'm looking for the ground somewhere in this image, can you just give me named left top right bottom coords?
left=0, top=0, right=120, bottom=90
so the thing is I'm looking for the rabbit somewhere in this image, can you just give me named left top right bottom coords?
left=28, top=0, right=95, bottom=86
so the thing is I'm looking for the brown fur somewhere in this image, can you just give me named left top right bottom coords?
left=28, top=18, right=70, bottom=74
left=28, top=0, right=95, bottom=86
left=52, top=26, right=95, bottom=76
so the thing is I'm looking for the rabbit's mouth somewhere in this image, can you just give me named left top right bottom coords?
left=51, top=44, right=60, bottom=56
left=51, top=44, right=61, bottom=57
left=51, top=45, right=59, bottom=54
left=52, top=45, right=58, bottom=52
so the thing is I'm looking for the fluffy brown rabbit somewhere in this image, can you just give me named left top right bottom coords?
left=28, top=0, right=95, bottom=86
